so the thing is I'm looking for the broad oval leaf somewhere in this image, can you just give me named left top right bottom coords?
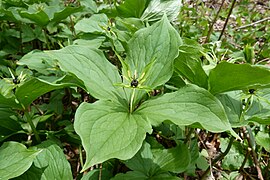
left=80, top=0, right=97, bottom=14
left=209, top=62, right=270, bottom=95
left=216, top=92, right=243, bottom=127
left=246, top=88, right=270, bottom=125
left=220, top=138, right=247, bottom=170
left=141, top=0, right=182, bottom=22
left=255, top=132, right=270, bottom=152
left=16, top=141, right=73, bottom=180
left=1, top=76, right=82, bottom=109
left=126, top=15, right=181, bottom=90
left=114, top=171, right=180, bottom=180
left=0, top=142, right=41, bottom=179
left=137, top=84, right=233, bottom=133
left=152, top=142, right=190, bottom=173
left=14, top=164, right=44, bottom=180
left=116, top=0, right=147, bottom=18
left=0, top=79, right=20, bottom=108
left=175, top=38, right=208, bottom=89
left=33, top=141, right=73, bottom=180
left=81, top=169, right=112, bottom=180
left=124, top=142, right=157, bottom=175
left=0, top=94, right=19, bottom=108
left=124, top=141, right=190, bottom=175
left=51, top=6, right=83, bottom=25
left=75, top=14, right=108, bottom=34
left=0, top=108, right=22, bottom=140
left=18, top=50, right=56, bottom=75
left=112, top=171, right=148, bottom=180
left=15, top=77, right=73, bottom=108
left=19, top=10, right=50, bottom=27
left=47, top=45, right=126, bottom=102
left=74, top=101, right=152, bottom=171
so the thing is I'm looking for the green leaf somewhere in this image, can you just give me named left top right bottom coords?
left=221, top=171, right=242, bottom=180
left=112, top=171, right=148, bottom=180
left=113, top=171, right=179, bottom=180
left=152, top=142, right=190, bottom=173
left=81, top=169, right=112, bottom=180
left=124, top=141, right=189, bottom=177
left=141, top=0, right=182, bottom=22
left=74, top=101, right=152, bottom=171
left=0, top=79, right=20, bottom=108
left=51, top=6, right=83, bottom=24
left=17, top=141, right=73, bottom=180
left=80, top=0, right=97, bottom=13
left=195, top=154, right=209, bottom=171
left=116, top=0, right=147, bottom=18
left=21, top=24, right=36, bottom=43
left=220, top=138, right=249, bottom=170
left=0, top=108, right=22, bottom=138
left=0, top=142, right=40, bottom=179
left=137, top=84, right=233, bottom=133
left=19, top=10, right=50, bottom=27
left=255, top=132, right=270, bottom=152
left=75, top=14, right=108, bottom=34
left=209, top=62, right=270, bottom=95
left=73, top=36, right=106, bottom=48
left=243, top=44, right=255, bottom=64
left=185, top=139, right=200, bottom=175
left=0, top=8, right=21, bottom=22
left=1, top=6, right=33, bottom=23
left=47, top=45, right=126, bottom=102
left=216, top=91, right=242, bottom=127
left=13, top=164, right=44, bottom=180
left=15, top=77, right=73, bottom=108
left=175, top=38, right=208, bottom=89
left=125, top=15, right=181, bottom=95
left=0, top=93, right=19, bottom=108
left=151, top=174, right=181, bottom=180
left=18, top=50, right=56, bottom=75
left=124, top=142, right=158, bottom=176
left=246, top=88, right=270, bottom=124
left=0, top=78, right=15, bottom=98
left=30, top=141, right=73, bottom=180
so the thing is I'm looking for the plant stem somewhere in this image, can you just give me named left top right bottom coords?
left=205, top=0, right=226, bottom=43
left=19, top=22, right=23, bottom=54
left=218, top=0, right=237, bottom=41
left=69, top=15, right=77, bottom=38
left=43, top=28, right=50, bottom=50
left=239, top=147, right=251, bottom=172
left=265, top=154, right=270, bottom=179
left=184, top=128, right=194, bottom=144
left=99, top=163, right=102, bottom=180
left=130, top=88, right=136, bottom=112
left=243, top=126, right=264, bottom=180
left=25, top=110, right=41, bottom=143
left=201, top=136, right=234, bottom=179
left=79, top=145, right=84, bottom=168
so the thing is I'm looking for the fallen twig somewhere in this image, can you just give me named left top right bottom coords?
left=235, top=17, right=270, bottom=30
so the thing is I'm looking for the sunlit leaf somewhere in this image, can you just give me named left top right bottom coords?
left=74, top=101, right=152, bottom=171
left=137, top=84, right=233, bottom=133
left=0, top=142, right=40, bottom=179
left=209, top=62, right=270, bottom=95
left=141, top=0, right=182, bottom=22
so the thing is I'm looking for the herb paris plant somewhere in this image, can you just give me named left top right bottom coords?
left=48, top=15, right=234, bottom=171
